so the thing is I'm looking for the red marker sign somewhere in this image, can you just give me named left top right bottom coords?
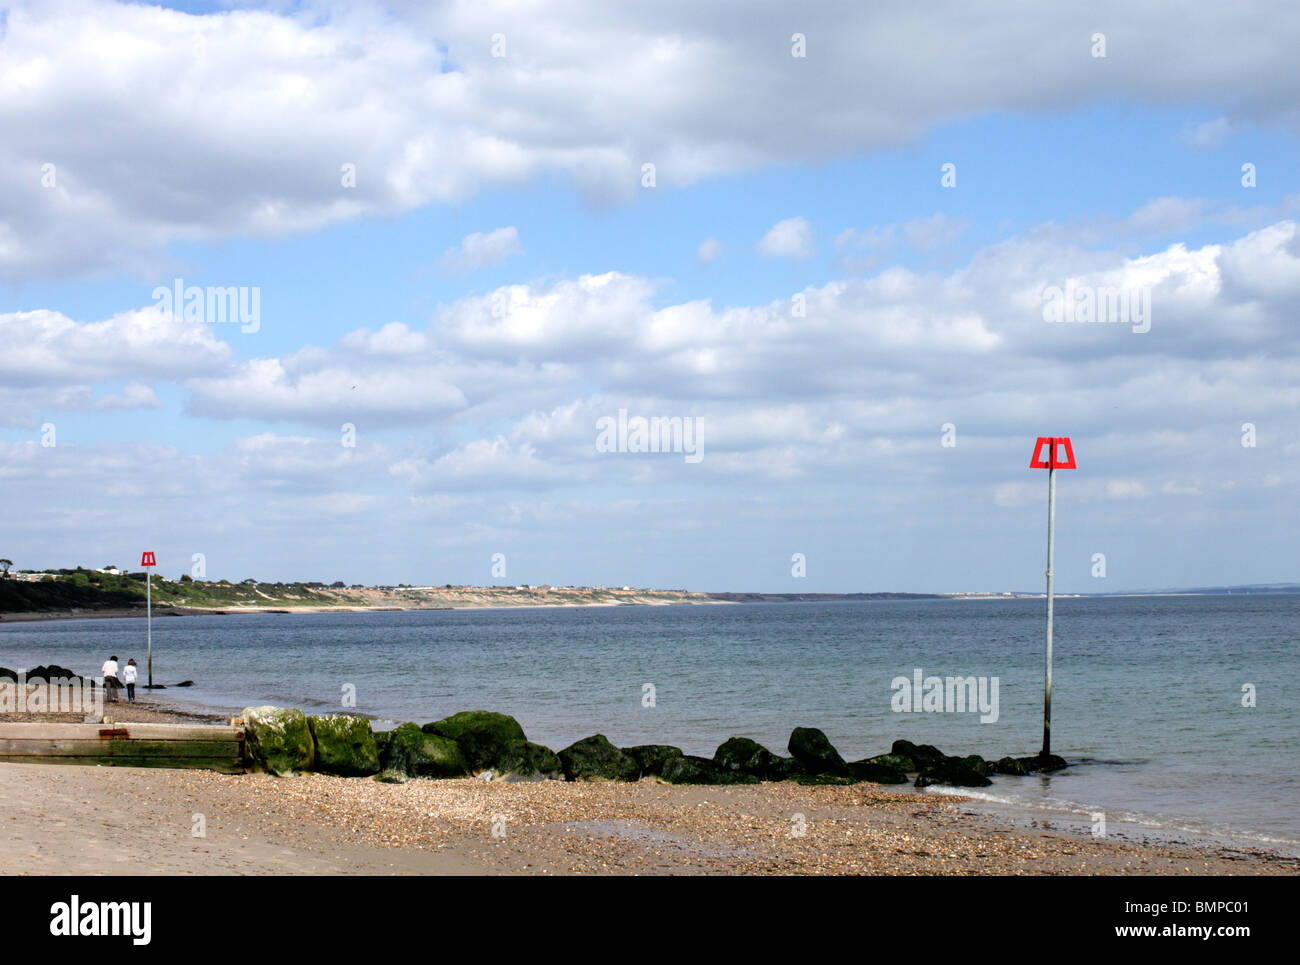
left=1029, top=436, right=1077, bottom=470
left=1029, top=435, right=1077, bottom=760
left=140, top=551, right=156, bottom=688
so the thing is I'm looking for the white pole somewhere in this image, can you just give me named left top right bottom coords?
left=146, top=564, right=153, bottom=689
left=1042, top=463, right=1056, bottom=757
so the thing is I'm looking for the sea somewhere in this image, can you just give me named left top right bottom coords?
left=2, top=594, right=1296, bottom=855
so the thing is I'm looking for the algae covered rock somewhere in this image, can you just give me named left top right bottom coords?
left=788, top=727, right=850, bottom=776
left=992, top=756, right=1029, bottom=775
left=384, top=722, right=470, bottom=778
left=307, top=714, right=380, bottom=776
left=22, top=665, right=88, bottom=684
left=1015, top=753, right=1068, bottom=773
left=422, top=711, right=527, bottom=772
left=241, top=705, right=315, bottom=775
left=624, top=744, right=685, bottom=778
left=713, top=737, right=795, bottom=780
left=493, top=739, right=562, bottom=780
left=661, top=754, right=758, bottom=785
left=890, top=739, right=946, bottom=770
left=866, top=752, right=915, bottom=772
left=557, top=734, right=640, bottom=781
left=914, top=756, right=993, bottom=788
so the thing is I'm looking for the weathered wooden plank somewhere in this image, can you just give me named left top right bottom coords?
left=0, top=723, right=242, bottom=741
left=0, top=755, right=244, bottom=774
left=0, top=738, right=241, bottom=757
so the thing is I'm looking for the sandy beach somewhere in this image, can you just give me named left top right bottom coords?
left=0, top=698, right=1291, bottom=877
left=3, top=759, right=1293, bottom=876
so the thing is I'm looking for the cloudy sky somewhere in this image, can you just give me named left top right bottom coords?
left=1, top=0, right=1297, bottom=592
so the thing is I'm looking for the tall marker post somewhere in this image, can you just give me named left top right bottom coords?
left=1029, top=437, right=1075, bottom=757
left=141, top=551, right=156, bottom=688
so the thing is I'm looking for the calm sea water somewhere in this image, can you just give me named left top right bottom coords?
left=3, top=595, right=1296, bottom=851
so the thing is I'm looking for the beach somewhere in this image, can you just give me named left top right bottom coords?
left=4, top=596, right=1298, bottom=861
left=3, top=759, right=1291, bottom=876
left=0, top=696, right=1292, bottom=877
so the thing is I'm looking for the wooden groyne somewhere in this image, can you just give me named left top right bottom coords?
left=0, top=722, right=245, bottom=773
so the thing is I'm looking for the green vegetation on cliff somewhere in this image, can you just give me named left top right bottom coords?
left=0, top=567, right=362, bottom=613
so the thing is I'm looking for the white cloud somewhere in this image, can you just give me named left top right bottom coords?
left=696, top=237, right=722, bottom=264
left=8, top=219, right=1299, bottom=440
left=4, top=2, right=1300, bottom=279
left=756, top=217, right=814, bottom=259
left=1181, top=116, right=1233, bottom=149
left=1127, top=197, right=1204, bottom=236
left=905, top=213, right=967, bottom=252
left=438, top=226, right=522, bottom=274
left=390, top=436, right=581, bottom=490
left=92, top=381, right=160, bottom=411
left=185, top=357, right=468, bottom=426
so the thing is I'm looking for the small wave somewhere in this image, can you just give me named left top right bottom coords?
left=927, top=784, right=1300, bottom=854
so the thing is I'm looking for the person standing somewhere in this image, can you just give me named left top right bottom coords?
left=101, top=655, right=121, bottom=703
left=122, top=658, right=138, bottom=703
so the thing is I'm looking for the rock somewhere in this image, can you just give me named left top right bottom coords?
left=241, top=705, right=315, bottom=775
left=788, top=727, right=850, bottom=776
left=174, top=680, right=194, bottom=687
left=422, top=711, right=527, bottom=772
left=307, top=714, right=380, bottom=776
left=914, top=756, right=993, bottom=788
left=713, top=737, right=795, bottom=781
left=992, top=756, right=1030, bottom=776
left=959, top=754, right=993, bottom=776
left=374, top=768, right=406, bottom=784
left=1038, top=753, right=1068, bottom=772
left=1015, top=753, right=1068, bottom=773
left=624, top=744, right=685, bottom=778
left=847, top=759, right=909, bottom=784
left=890, top=739, right=946, bottom=769
left=373, top=729, right=393, bottom=759
left=384, top=722, right=470, bottom=778
left=24, top=664, right=85, bottom=683
left=866, top=752, right=916, bottom=772
left=493, top=740, right=562, bottom=780
left=661, top=754, right=759, bottom=785
left=556, top=735, right=640, bottom=782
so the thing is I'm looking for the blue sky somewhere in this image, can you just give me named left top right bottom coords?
left=1, top=1, right=1297, bottom=591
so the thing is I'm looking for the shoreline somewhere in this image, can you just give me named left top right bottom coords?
left=6, top=588, right=1294, bottom=624
left=2, top=757, right=1291, bottom=876
left=4, top=696, right=1295, bottom=872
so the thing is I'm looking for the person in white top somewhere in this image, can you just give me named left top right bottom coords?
left=101, top=655, right=121, bottom=702
left=123, top=658, right=138, bottom=703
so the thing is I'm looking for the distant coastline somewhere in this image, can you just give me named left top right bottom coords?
left=1, top=567, right=1296, bottom=623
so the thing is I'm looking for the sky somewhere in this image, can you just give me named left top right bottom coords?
left=1, top=0, right=1297, bottom=593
